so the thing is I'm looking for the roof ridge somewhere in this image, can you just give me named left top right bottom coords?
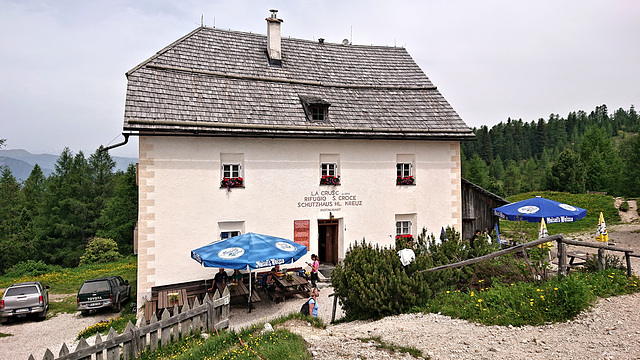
left=146, top=64, right=437, bottom=91
left=201, top=26, right=407, bottom=50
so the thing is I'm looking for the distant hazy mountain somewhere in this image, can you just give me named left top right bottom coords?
left=0, top=149, right=137, bottom=182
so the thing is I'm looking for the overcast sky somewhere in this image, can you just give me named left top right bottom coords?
left=1, top=0, right=639, bottom=158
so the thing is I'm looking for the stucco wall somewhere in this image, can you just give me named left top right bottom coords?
left=137, top=136, right=462, bottom=304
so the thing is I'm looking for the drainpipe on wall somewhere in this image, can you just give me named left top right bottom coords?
left=99, top=133, right=130, bottom=153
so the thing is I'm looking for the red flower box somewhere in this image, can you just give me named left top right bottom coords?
left=320, top=175, right=340, bottom=185
left=396, top=176, right=415, bottom=185
left=221, top=177, right=243, bottom=191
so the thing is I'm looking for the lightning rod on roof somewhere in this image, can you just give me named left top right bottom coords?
left=201, top=15, right=203, bottom=27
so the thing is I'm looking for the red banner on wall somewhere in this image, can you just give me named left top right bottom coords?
left=293, top=220, right=310, bottom=250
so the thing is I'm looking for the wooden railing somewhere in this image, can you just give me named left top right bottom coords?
left=28, top=288, right=230, bottom=360
left=418, top=234, right=636, bottom=277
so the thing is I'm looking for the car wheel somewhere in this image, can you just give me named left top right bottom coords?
left=112, top=298, right=121, bottom=313
left=80, top=310, right=89, bottom=316
left=38, top=308, right=47, bottom=320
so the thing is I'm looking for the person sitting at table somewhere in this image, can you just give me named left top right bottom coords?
left=263, top=268, right=283, bottom=302
left=271, top=264, right=283, bottom=275
left=230, top=269, right=243, bottom=284
left=208, top=268, right=229, bottom=295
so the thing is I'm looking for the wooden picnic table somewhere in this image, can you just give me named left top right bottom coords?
left=272, top=273, right=310, bottom=300
left=157, top=288, right=187, bottom=310
left=567, top=251, right=590, bottom=265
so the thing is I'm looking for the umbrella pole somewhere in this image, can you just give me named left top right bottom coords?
left=248, top=266, right=252, bottom=313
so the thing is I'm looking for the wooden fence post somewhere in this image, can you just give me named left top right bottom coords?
left=94, top=333, right=103, bottom=360
left=149, top=313, right=159, bottom=352
left=106, top=327, right=119, bottom=360
left=172, top=304, right=180, bottom=340
left=557, top=239, right=566, bottom=277
left=192, top=297, right=202, bottom=332
left=625, top=251, right=632, bottom=277
left=160, top=308, right=171, bottom=347
left=212, top=290, right=221, bottom=331
left=180, top=302, right=192, bottom=338
left=330, top=293, right=338, bottom=323
left=598, top=248, right=605, bottom=271
left=42, top=349, right=54, bottom=360
left=58, top=343, right=70, bottom=358
left=221, top=287, right=230, bottom=323
left=75, top=337, right=91, bottom=360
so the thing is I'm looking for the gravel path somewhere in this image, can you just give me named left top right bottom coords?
left=0, top=303, right=114, bottom=360
left=286, top=292, right=640, bottom=359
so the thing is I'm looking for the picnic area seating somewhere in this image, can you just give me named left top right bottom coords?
left=255, top=267, right=309, bottom=302
left=144, top=272, right=262, bottom=322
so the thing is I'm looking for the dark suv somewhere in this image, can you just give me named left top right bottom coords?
left=77, top=276, right=130, bottom=315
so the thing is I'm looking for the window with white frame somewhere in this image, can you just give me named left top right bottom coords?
left=396, top=221, right=412, bottom=236
left=220, top=231, right=241, bottom=240
left=321, top=163, right=337, bottom=177
left=222, top=164, right=240, bottom=178
left=396, top=163, right=412, bottom=177
left=219, top=220, right=244, bottom=240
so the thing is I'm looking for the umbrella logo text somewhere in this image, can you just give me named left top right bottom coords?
left=517, top=206, right=540, bottom=214
left=559, top=204, right=578, bottom=212
left=275, top=241, right=296, bottom=252
left=218, top=247, right=245, bottom=260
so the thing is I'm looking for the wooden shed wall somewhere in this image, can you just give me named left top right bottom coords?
left=461, top=182, right=507, bottom=240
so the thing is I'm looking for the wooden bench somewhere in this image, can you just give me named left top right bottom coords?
left=145, top=272, right=266, bottom=322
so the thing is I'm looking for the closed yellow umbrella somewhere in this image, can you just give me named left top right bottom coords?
left=595, top=212, right=609, bottom=243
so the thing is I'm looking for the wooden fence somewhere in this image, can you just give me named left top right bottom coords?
left=28, top=288, right=230, bottom=360
left=418, top=234, right=636, bottom=277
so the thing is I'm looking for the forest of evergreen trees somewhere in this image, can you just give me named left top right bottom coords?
left=461, top=104, right=640, bottom=198
left=1, top=103, right=639, bottom=273
left=0, top=142, right=137, bottom=274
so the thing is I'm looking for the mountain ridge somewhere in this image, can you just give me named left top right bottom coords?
left=0, top=149, right=137, bottom=181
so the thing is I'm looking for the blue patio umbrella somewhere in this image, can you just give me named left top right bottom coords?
left=191, top=232, right=308, bottom=311
left=493, top=196, right=587, bottom=224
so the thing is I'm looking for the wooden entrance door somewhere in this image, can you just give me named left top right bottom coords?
left=318, top=220, right=339, bottom=264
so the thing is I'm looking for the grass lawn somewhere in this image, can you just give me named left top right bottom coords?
left=0, top=257, right=137, bottom=319
left=0, top=256, right=136, bottom=294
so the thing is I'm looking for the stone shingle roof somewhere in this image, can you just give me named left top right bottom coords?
left=124, top=26, right=474, bottom=140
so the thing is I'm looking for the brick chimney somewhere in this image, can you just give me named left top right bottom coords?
left=266, top=9, right=283, bottom=66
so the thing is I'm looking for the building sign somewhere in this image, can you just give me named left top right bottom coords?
left=296, top=190, right=363, bottom=211
left=293, top=220, right=310, bottom=250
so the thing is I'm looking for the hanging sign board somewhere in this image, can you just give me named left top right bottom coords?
left=293, top=220, right=310, bottom=250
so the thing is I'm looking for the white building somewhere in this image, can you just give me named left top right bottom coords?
left=122, top=10, right=474, bottom=305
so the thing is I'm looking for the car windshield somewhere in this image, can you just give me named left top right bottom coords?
left=5, top=286, right=38, bottom=296
left=79, top=281, right=110, bottom=293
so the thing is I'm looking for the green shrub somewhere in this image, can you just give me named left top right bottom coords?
left=79, top=237, right=122, bottom=266
left=4, top=260, right=61, bottom=278
left=424, top=274, right=596, bottom=326
left=331, top=240, right=432, bottom=319
left=332, top=227, right=505, bottom=320
left=620, top=201, right=630, bottom=212
left=581, top=253, right=627, bottom=273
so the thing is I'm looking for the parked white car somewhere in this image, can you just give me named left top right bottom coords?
left=1, top=281, right=49, bottom=323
